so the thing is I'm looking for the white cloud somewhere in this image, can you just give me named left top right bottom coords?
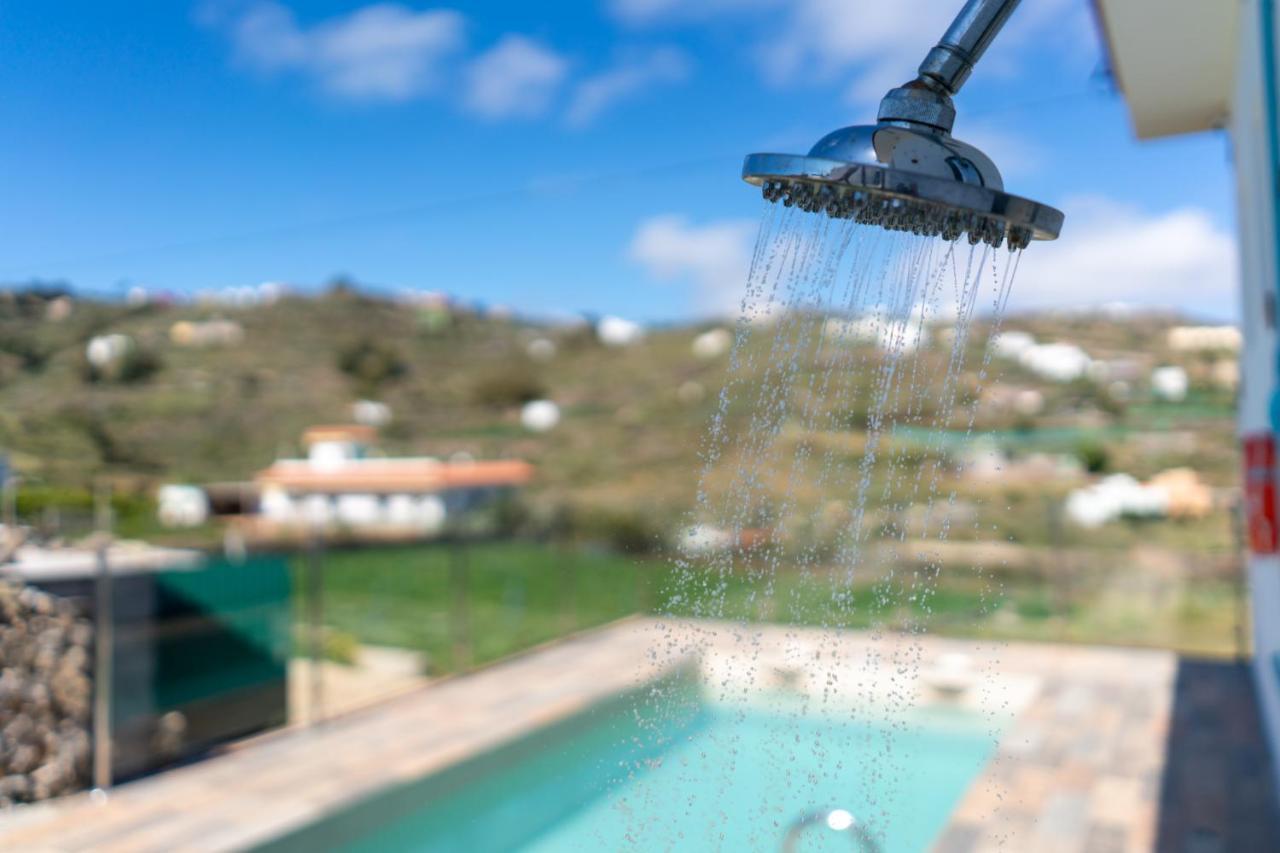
left=463, top=35, right=570, bottom=119
left=628, top=215, right=757, bottom=314
left=565, top=48, right=691, bottom=128
left=1009, top=198, right=1238, bottom=319
left=629, top=201, right=1237, bottom=320
left=608, top=0, right=776, bottom=26
left=611, top=0, right=1093, bottom=106
left=224, top=2, right=466, bottom=100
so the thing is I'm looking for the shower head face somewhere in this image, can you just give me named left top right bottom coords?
left=743, top=123, right=1063, bottom=250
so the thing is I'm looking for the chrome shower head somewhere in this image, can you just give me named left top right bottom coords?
left=742, top=122, right=1061, bottom=251
left=742, top=0, right=1063, bottom=250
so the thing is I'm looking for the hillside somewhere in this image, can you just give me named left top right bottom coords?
left=0, top=287, right=1241, bottom=551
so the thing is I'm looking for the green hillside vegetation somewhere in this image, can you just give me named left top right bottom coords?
left=0, top=287, right=1247, bottom=655
left=0, top=288, right=1240, bottom=535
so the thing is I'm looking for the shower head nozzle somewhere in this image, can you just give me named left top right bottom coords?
left=742, top=0, right=1062, bottom=250
left=742, top=122, right=1062, bottom=251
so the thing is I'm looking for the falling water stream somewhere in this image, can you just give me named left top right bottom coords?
left=622, top=204, right=1025, bottom=850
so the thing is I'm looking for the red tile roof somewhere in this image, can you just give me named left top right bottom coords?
left=255, top=458, right=533, bottom=494
left=302, top=425, right=378, bottom=445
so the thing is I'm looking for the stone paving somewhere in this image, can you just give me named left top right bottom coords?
left=936, top=650, right=1280, bottom=853
left=1153, top=660, right=1280, bottom=852
left=0, top=620, right=663, bottom=853
left=0, top=619, right=1276, bottom=852
left=936, top=642, right=1177, bottom=853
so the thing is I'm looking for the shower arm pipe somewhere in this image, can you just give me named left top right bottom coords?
left=916, top=0, right=1022, bottom=96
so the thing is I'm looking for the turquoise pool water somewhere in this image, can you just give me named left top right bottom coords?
left=264, top=684, right=1000, bottom=852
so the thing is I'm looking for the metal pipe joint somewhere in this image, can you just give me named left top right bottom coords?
left=877, top=0, right=1022, bottom=135
left=918, top=0, right=1022, bottom=95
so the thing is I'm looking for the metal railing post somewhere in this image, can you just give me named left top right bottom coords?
left=306, top=531, right=325, bottom=726
left=1, top=474, right=16, bottom=530
left=450, top=538, right=472, bottom=672
left=560, top=546, right=577, bottom=635
left=94, top=481, right=113, bottom=536
left=92, top=544, right=113, bottom=794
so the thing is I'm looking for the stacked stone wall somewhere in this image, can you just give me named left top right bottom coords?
left=0, top=581, right=92, bottom=806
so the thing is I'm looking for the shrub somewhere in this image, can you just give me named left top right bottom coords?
left=337, top=338, right=406, bottom=392
left=325, top=630, right=360, bottom=666
left=572, top=505, right=667, bottom=555
left=117, top=346, right=162, bottom=383
left=470, top=367, right=545, bottom=407
left=0, top=334, right=51, bottom=373
left=291, top=626, right=360, bottom=666
left=81, top=345, right=163, bottom=384
left=1075, top=440, right=1110, bottom=474
left=14, top=486, right=155, bottom=530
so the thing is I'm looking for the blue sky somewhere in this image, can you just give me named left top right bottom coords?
left=0, top=0, right=1239, bottom=321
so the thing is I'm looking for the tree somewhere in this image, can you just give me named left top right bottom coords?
left=336, top=337, right=407, bottom=393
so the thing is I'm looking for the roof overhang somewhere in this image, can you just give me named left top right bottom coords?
left=1093, top=0, right=1238, bottom=139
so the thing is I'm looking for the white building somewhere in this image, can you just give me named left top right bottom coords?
left=1168, top=325, right=1243, bottom=352
left=169, top=319, right=244, bottom=348
left=157, top=485, right=210, bottom=528
left=597, top=316, right=645, bottom=347
left=692, top=328, right=732, bottom=360
left=1017, top=342, right=1092, bottom=383
left=1151, top=365, right=1190, bottom=402
left=254, top=426, right=532, bottom=536
left=823, top=314, right=930, bottom=353
left=85, top=333, right=132, bottom=368
left=1098, top=0, right=1280, bottom=799
left=989, top=330, right=1036, bottom=360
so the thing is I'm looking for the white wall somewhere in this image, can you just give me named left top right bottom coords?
left=260, top=486, right=296, bottom=523
left=1233, top=0, right=1280, bottom=794
left=308, top=440, right=360, bottom=467
left=259, top=488, right=447, bottom=534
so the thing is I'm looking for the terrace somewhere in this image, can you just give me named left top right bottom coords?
left=2, top=620, right=1274, bottom=851
left=2, top=0, right=1277, bottom=850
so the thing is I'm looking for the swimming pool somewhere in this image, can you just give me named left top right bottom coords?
left=262, top=677, right=1001, bottom=852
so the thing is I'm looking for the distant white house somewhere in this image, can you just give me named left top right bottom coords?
left=989, top=330, right=1036, bottom=360
left=692, top=328, right=732, bottom=360
left=526, top=337, right=557, bottom=361
left=1065, top=469, right=1213, bottom=528
left=520, top=400, right=561, bottom=433
left=194, top=283, right=283, bottom=309
left=351, top=400, right=392, bottom=428
left=45, top=296, right=73, bottom=322
left=1167, top=325, right=1242, bottom=353
left=823, top=314, right=930, bottom=353
left=253, top=426, right=532, bottom=536
left=157, top=485, right=210, bottom=528
left=597, top=316, right=645, bottom=347
left=991, top=332, right=1094, bottom=383
left=1018, top=342, right=1092, bottom=383
left=85, top=333, right=132, bottom=368
left=1212, top=359, right=1241, bottom=390
left=1151, top=365, right=1190, bottom=402
left=1065, top=474, right=1167, bottom=528
left=167, top=317, right=241, bottom=348
left=169, top=319, right=244, bottom=348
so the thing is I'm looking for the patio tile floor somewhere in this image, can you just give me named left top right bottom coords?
left=1, top=619, right=1276, bottom=852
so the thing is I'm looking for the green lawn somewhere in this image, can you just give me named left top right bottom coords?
left=296, top=541, right=652, bottom=674
left=298, top=540, right=1246, bottom=677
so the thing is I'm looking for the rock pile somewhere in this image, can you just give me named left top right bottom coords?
left=0, top=581, right=93, bottom=806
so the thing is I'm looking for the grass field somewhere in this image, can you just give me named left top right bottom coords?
left=298, top=541, right=650, bottom=673
left=300, top=539, right=1247, bottom=676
